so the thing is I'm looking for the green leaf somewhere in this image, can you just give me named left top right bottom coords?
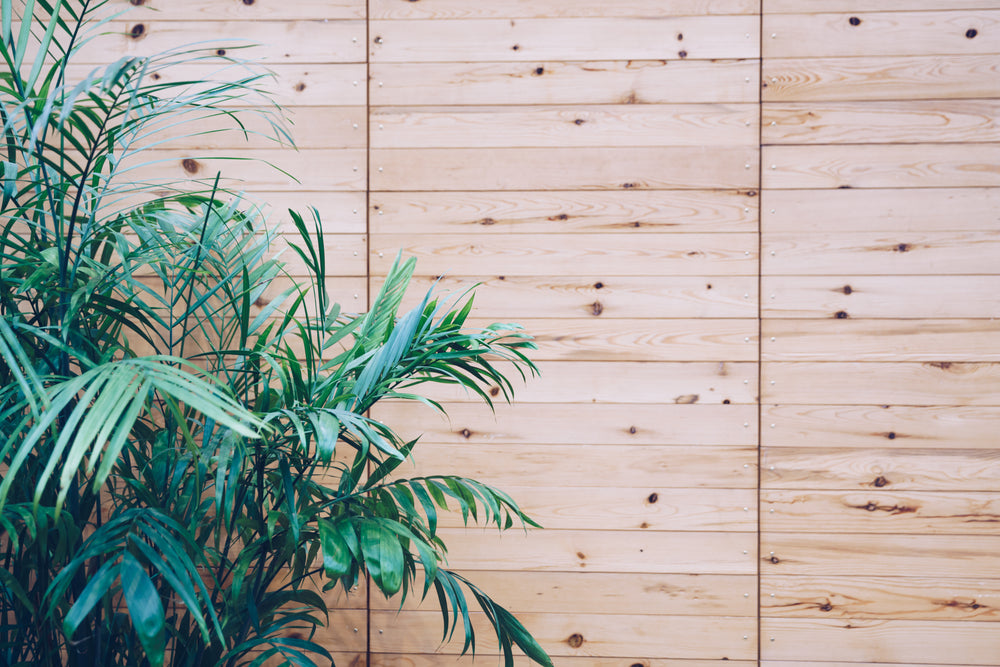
left=120, top=552, right=166, bottom=667
left=318, top=518, right=356, bottom=580
left=63, top=558, right=121, bottom=640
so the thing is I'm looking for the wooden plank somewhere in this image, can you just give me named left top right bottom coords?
left=371, top=571, right=756, bottom=616
left=370, top=60, right=760, bottom=105
left=369, top=18, right=759, bottom=62
left=380, top=274, right=759, bottom=319
left=135, top=149, right=367, bottom=191
left=428, top=529, right=757, bottom=574
left=416, top=360, right=757, bottom=404
left=762, top=276, right=1000, bottom=319
left=141, top=107, right=366, bottom=150
left=370, top=233, right=759, bottom=276
left=244, top=191, right=367, bottom=234
left=77, top=21, right=367, bottom=64
left=763, top=361, right=1000, bottom=406
left=763, top=231, right=1000, bottom=275
left=761, top=447, right=1000, bottom=491
left=392, top=444, right=758, bottom=489
left=468, top=318, right=760, bottom=361
left=765, top=1, right=1000, bottom=11
left=109, top=0, right=366, bottom=19
left=370, top=104, right=758, bottom=148
left=371, top=147, right=758, bottom=191
left=761, top=405, right=1000, bottom=450
left=762, top=55, right=1000, bottom=102
left=762, top=188, right=1000, bottom=233
left=763, top=319, right=1000, bottom=362
left=428, top=486, right=758, bottom=531
left=761, top=533, right=1000, bottom=577
left=370, top=190, right=759, bottom=234
left=762, top=490, right=1000, bottom=535
left=761, top=574, right=1000, bottom=621
left=762, top=100, right=1000, bottom=144
left=371, top=402, right=759, bottom=446
left=763, top=11, right=1000, bottom=59
left=369, top=611, right=757, bottom=660
left=762, top=144, right=1000, bottom=189
left=371, top=0, right=759, bottom=19
left=374, top=658, right=755, bottom=667
left=760, top=618, right=1000, bottom=665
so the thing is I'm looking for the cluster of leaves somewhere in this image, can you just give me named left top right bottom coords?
left=0, top=1, right=550, bottom=665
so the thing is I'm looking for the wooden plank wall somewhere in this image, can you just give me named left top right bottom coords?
left=759, top=3, right=1000, bottom=667
left=92, top=1, right=999, bottom=665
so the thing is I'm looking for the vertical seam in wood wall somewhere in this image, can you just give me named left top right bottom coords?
left=755, top=2, right=764, bottom=663
left=364, top=2, right=372, bottom=663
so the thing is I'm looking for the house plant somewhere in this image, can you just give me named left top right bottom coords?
left=0, top=1, right=551, bottom=665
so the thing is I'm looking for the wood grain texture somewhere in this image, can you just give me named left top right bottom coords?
left=473, top=318, right=760, bottom=361
left=370, top=190, right=759, bottom=233
left=371, top=571, right=756, bottom=615
left=370, top=60, right=760, bottom=105
left=429, top=486, right=758, bottom=531
left=762, top=188, right=1000, bottom=233
left=762, top=55, right=1000, bottom=101
left=761, top=404, right=1000, bottom=450
left=761, top=533, right=1000, bottom=577
left=374, top=658, right=754, bottom=667
left=109, top=0, right=365, bottom=19
left=426, top=529, right=757, bottom=574
left=370, top=104, right=757, bottom=148
left=761, top=447, right=1000, bottom=491
left=761, top=574, right=1000, bottom=621
left=391, top=444, right=758, bottom=489
left=370, top=233, right=758, bottom=276
left=762, top=361, right=1000, bottom=406
left=763, top=11, right=1000, bottom=59
left=370, top=147, right=758, bottom=191
left=762, top=231, right=1000, bottom=275
left=760, top=618, right=1000, bottom=664
left=368, top=611, right=757, bottom=659
left=762, top=275, right=1000, bottom=318
left=77, top=21, right=366, bottom=64
left=369, top=17, right=759, bottom=62
left=381, top=275, right=758, bottom=319
left=761, top=489, right=1000, bottom=535
left=371, top=401, right=758, bottom=446
left=244, top=191, right=367, bottom=234
left=762, top=101, right=1000, bottom=144
left=765, top=1, right=1000, bottom=11
left=762, top=143, right=1000, bottom=189
left=418, top=360, right=757, bottom=404
left=371, top=0, right=758, bottom=19
left=763, top=319, right=1000, bottom=361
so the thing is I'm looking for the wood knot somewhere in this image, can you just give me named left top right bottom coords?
left=674, top=394, right=699, bottom=404
left=129, top=23, right=145, bottom=39
left=865, top=502, right=878, bottom=511
left=631, top=663, right=646, bottom=667
left=678, top=50, right=688, bottom=58
left=628, top=425, right=637, bottom=434
left=591, top=301, right=604, bottom=316
left=567, top=633, right=584, bottom=649
left=887, top=432, right=896, bottom=440
left=151, top=72, right=161, bottom=80
left=770, top=555, right=780, bottom=564
left=820, top=603, right=833, bottom=611
left=511, top=44, right=520, bottom=51
left=242, top=0, right=255, bottom=4
left=848, top=17, right=861, bottom=26
left=842, top=285, right=853, bottom=295
left=253, top=296, right=270, bottom=308
left=594, top=281, right=604, bottom=289
left=706, top=283, right=712, bottom=289
left=460, top=428, right=472, bottom=439
left=929, top=361, right=952, bottom=370
left=639, top=522, right=649, bottom=529
left=746, top=190, right=758, bottom=197
left=547, top=213, right=569, bottom=221
left=533, top=66, right=544, bottom=75
left=873, top=475, right=889, bottom=487
left=835, top=311, right=849, bottom=319
left=574, top=118, right=585, bottom=125
left=895, top=243, right=909, bottom=252
left=676, top=33, right=684, bottom=41
left=622, top=182, right=637, bottom=189
left=489, top=386, right=500, bottom=397
left=966, top=28, right=978, bottom=38
left=647, top=493, right=658, bottom=504
left=294, top=82, right=306, bottom=92
left=723, top=399, right=731, bottom=404
left=129, top=0, right=145, bottom=5
left=216, top=48, right=227, bottom=56
left=181, top=158, right=199, bottom=174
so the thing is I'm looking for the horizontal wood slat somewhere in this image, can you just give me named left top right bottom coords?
left=370, top=190, right=759, bottom=233
left=763, top=11, right=1000, bottom=58
left=370, top=60, right=760, bottom=105
left=761, top=575, right=1000, bottom=621
left=762, top=55, right=1000, bottom=101
left=109, top=0, right=366, bottom=19
left=371, top=0, right=759, bottom=19
left=370, top=147, right=758, bottom=191
left=762, top=447, right=1000, bottom=491
left=760, top=618, right=1000, bottom=665
left=368, top=18, right=759, bottom=62
left=765, top=1, right=1000, bottom=11
left=762, top=101, right=1000, bottom=144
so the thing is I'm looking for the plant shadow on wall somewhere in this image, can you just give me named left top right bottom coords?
left=0, top=2, right=551, bottom=666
